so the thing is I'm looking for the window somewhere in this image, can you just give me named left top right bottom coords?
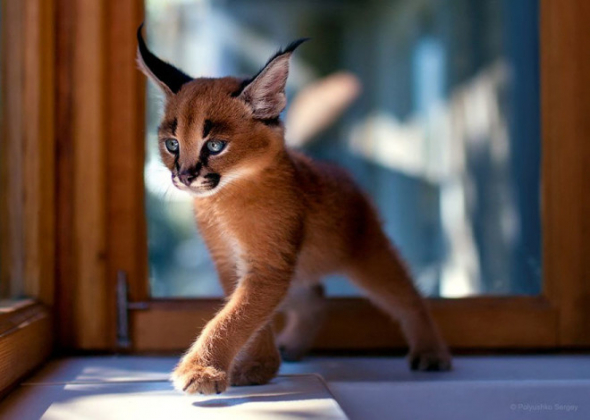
left=1, top=0, right=588, bottom=402
left=36, top=0, right=590, bottom=354
left=144, top=0, right=540, bottom=299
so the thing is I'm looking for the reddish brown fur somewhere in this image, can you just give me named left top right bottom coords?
left=140, top=46, right=451, bottom=395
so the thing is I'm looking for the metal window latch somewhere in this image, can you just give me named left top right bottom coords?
left=116, top=270, right=149, bottom=349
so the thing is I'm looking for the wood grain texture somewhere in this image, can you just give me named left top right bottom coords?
left=55, top=0, right=77, bottom=349
left=55, top=0, right=147, bottom=350
left=0, top=302, right=52, bottom=399
left=22, top=0, right=57, bottom=305
left=0, top=0, right=55, bottom=397
left=1, top=1, right=25, bottom=299
left=105, top=0, right=147, bottom=348
left=131, top=297, right=557, bottom=352
left=72, top=0, right=108, bottom=350
left=55, top=0, right=109, bottom=349
left=1, top=0, right=56, bottom=305
left=541, top=0, right=590, bottom=346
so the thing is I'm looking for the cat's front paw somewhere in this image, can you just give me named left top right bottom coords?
left=408, top=346, right=453, bottom=371
left=171, top=357, right=228, bottom=395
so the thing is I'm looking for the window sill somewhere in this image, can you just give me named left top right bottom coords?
left=1, top=355, right=589, bottom=419
left=0, top=300, right=52, bottom=399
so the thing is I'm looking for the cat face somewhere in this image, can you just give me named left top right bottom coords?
left=157, top=77, right=280, bottom=197
left=137, top=25, right=307, bottom=197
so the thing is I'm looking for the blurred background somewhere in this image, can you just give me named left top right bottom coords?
left=143, top=0, right=541, bottom=299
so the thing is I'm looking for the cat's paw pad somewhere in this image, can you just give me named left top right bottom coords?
left=230, top=357, right=280, bottom=386
left=171, top=360, right=228, bottom=395
left=409, top=348, right=452, bottom=371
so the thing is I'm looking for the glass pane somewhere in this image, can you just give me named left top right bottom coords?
left=145, top=0, right=541, bottom=298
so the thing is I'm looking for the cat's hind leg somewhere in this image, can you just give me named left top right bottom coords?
left=346, top=244, right=452, bottom=371
left=277, top=283, right=327, bottom=361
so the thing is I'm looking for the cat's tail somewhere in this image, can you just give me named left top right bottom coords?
left=285, top=72, right=361, bottom=147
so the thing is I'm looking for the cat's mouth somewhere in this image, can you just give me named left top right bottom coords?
left=172, top=173, right=222, bottom=197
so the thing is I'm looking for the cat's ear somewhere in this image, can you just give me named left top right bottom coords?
left=236, top=38, right=309, bottom=120
left=136, top=24, right=192, bottom=96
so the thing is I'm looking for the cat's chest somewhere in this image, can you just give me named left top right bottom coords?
left=197, top=203, right=249, bottom=237
left=195, top=195, right=268, bottom=238
left=194, top=193, right=296, bottom=271
left=195, top=205, right=250, bottom=272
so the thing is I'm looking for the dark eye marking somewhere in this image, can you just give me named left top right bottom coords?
left=203, top=119, right=231, bottom=139
left=203, top=119, right=213, bottom=138
left=160, top=118, right=178, bottom=136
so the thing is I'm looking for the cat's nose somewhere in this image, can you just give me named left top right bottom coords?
left=178, top=170, right=197, bottom=186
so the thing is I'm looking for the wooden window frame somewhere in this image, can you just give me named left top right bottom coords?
left=0, top=0, right=55, bottom=397
left=0, top=300, right=52, bottom=398
left=54, top=0, right=590, bottom=353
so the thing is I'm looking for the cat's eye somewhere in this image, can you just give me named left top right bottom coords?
left=165, top=138, right=179, bottom=154
left=206, top=139, right=226, bottom=154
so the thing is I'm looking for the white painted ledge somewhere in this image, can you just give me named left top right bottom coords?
left=2, top=355, right=590, bottom=420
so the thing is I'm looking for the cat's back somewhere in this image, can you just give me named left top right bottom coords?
left=287, top=149, right=382, bottom=273
left=287, top=149, right=360, bottom=200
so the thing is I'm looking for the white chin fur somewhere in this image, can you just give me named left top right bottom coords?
left=189, top=186, right=221, bottom=198
left=172, top=168, right=252, bottom=198
left=171, top=178, right=222, bottom=198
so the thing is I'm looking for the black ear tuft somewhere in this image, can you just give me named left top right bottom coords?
left=231, top=38, right=308, bottom=119
left=232, top=38, right=310, bottom=98
left=137, top=23, right=192, bottom=94
left=266, top=38, right=310, bottom=66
